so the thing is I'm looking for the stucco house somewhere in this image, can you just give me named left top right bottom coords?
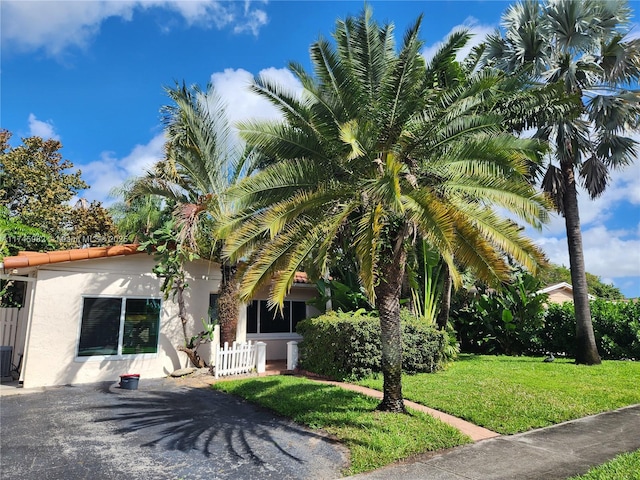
left=0, top=245, right=318, bottom=388
left=537, top=282, right=596, bottom=304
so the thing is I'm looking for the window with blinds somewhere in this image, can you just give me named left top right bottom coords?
left=78, top=297, right=160, bottom=357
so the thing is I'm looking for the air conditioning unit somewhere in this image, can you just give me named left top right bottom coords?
left=0, top=346, right=13, bottom=381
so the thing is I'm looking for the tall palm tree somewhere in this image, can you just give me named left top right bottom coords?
left=483, top=0, right=640, bottom=365
left=127, top=82, right=247, bottom=348
left=222, top=9, right=552, bottom=412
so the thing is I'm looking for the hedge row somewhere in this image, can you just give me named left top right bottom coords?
left=532, top=300, right=640, bottom=359
left=454, top=298, right=640, bottom=359
left=295, top=309, right=448, bottom=380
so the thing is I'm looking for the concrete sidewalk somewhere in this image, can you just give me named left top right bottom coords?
left=348, top=404, right=640, bottom=480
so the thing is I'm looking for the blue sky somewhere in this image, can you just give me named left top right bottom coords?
left=2, top=0, right=639, bottom=297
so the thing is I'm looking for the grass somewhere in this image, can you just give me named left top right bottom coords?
left=212, top=375, right=470, bottom=475
left=567, top=450, right=640, bottom=480
left=357, top=354, right=640, bottom=434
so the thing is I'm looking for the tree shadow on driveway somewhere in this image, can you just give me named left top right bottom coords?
left=90, top=381, right=348, bottom=477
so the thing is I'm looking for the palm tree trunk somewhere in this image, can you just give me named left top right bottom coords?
left=436, top=263, right=452, bottom=330
left=218, top=261, right=239, bottom=345
left=374, top=241, right=407, bottom=413
left=561, top=162, right=601, bottom=365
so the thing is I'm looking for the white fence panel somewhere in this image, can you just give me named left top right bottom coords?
left=215, top=341, right=257, bottom=378
left=0, top=308, right=20, bottom=349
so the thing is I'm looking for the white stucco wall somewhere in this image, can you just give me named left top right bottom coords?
left=21, top=254, right=223, bottom=388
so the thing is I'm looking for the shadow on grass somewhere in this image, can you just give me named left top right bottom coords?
left=91, top=381, right=343, bottom=466
left=215, top=377, right=433, bottom=443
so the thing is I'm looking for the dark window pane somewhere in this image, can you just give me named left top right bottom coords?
left=260, top=300, right=290, bottom=333
left=246, top=301, right=258, bottom=334
left=209, top=294, right=219, bottom=324
left=292, top=301, right=307, bottom=332
left=78, top=297, right=121, bottom=356
left=122, top=298, right=160, bottom=354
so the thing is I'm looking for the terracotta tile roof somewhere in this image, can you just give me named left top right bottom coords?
left=2, top=244, right=142, bottom=269
left=3, top=245, right=315, bottom=285
left=293, top=271, right=310, bottom=284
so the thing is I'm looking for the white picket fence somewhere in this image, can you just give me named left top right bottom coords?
left=215, top=341, right=258, bottom=378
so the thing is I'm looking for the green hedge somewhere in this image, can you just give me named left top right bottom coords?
left=454, top=298, right=640, bottom=359
left=536, top=300, right=640, bottom=359
left=296, top=309, right=448, bottom=380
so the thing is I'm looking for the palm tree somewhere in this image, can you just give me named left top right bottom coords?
left=126, top=82, right=248, bottom=348
left=483, top=0, right=640, bottom=365
left=222, top=9, right=551, bottom=412
left=110, top=187, right=167, bottom=242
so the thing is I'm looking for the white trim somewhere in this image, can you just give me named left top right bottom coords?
left=246, top=333, right=302, bottom=341
left=537, top=282, right=596, bottom=300
left=0, top=274, right=36, bottom=283
left=537, top=282, right=573, bottom=294
left=74, top=353, right=159, bottom=363
left=19, top=274, right=38, bottom=383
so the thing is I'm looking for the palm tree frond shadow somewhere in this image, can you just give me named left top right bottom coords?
left=90, top=386, right=321, bottom=464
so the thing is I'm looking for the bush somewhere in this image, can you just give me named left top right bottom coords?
left=296, top=309, right=448, bottom=380
left=538, top=300, right=640, bottom=360
left=451, top=273, right=547, bottom=356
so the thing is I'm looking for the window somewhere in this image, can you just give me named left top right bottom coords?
left=78, top=297, right=160, bottom=357
left=246, top=300, right=307, bottom=335
left=208, top=294, right=219, bottom=324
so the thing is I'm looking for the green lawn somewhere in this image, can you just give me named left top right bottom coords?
left=568, top=450, right=640, bottom=480
left=357, top=355, right=640, bottom=434
left=212, top=375, right=470, bottom=475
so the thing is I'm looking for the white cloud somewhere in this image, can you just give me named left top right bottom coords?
left=1, top=1, right=269, bottom=57
left=209, top=67, right=303, bottom=126
left=80, top=133, right=166, bottom=205
left=422, top=17, right=495, bottom=63
left=79, top=65, right=300, bottom=205
left=233, top=1, right=268, bottom=35
left=27, top=113, right=60, bottom=140
left=529, top=156, right=640, bottom=292
left=535, top=224, right=640, bottom=280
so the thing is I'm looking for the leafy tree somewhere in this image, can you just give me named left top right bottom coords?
left=125, top=83, right=248, bottom=347
left=483, top=0, right=640, bottom=364
left=69, top=199, right=119, bottom=247
left=223, top=9, right=551, bottom=412
left=0, top=129, right=116, bottom=250
left=0, top=206, right=52, bottom=257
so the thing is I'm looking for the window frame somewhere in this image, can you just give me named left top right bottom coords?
left=245, top=299, right=307, bottom=339
left=75, top=295, right=162, bottom=362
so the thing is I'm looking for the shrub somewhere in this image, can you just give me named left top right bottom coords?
left=591, top=300, right=640, bottom=360
left=296, top=309, right=448, bottom=380
left=451, top=271, right=548, bottom=356
left=537, top=300, right=640, bottom=360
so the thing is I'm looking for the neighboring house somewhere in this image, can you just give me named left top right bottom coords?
left=537, top=282, right=596, bottom=304
left=0, top=245, right=318, bottom=388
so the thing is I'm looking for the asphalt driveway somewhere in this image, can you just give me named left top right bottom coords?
left=0, top=379, right=348, bottom=479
